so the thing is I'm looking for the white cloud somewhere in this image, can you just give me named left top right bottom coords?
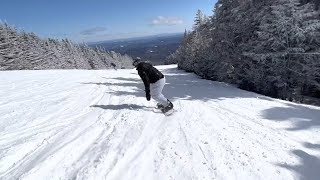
left=150, top=16, right=183, bottom=26
left=80, top=27, right=107, bottom=35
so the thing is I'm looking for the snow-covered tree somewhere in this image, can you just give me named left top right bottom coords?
left=168, top=0, right=320, bottom=104
left=0, top=23, right=133, bottom=70
left=193, top=10, right=208, bottom=30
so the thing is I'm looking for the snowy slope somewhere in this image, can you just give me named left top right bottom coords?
left=0, top=65, right=320, bottom=180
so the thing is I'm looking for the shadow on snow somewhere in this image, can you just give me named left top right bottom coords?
left=91, top=104, right=152, bottom=111
left=84, top=66, right=320, bottom=180
left=83, top=67, right=258, bottom=102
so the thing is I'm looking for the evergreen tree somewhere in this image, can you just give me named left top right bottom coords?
left=0, top=23, right=133, bottom=70
left=168, top=0, right=320, bottom=104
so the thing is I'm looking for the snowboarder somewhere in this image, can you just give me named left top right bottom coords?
left=132, top=57, right=173, bottom=113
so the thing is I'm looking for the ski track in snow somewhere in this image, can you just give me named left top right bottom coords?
left=0, top=65, right=319, bottom=180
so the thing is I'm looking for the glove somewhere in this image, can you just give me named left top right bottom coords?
left=146, top=91, right=151, bottom=101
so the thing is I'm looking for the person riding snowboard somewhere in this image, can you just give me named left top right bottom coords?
left=132, top=57, right=173, bottom=113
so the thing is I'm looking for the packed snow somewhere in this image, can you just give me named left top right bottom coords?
left=0, top=65, right=319, bottom=180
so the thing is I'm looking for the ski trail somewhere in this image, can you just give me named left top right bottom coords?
left=0, top=66, right=319, bottom=180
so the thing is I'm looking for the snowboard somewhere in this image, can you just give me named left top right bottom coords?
left=153, top=106, right=175, bottom=116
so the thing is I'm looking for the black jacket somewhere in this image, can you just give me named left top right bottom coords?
left=136, top=62, right=164, bottom=93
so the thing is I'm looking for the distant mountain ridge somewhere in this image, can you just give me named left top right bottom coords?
left=89, top=33, right=184, bottom=65
left=88, top=33, right=183, bottom=45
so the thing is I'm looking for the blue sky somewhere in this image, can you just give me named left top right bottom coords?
left=0, top=0, right=217, bottom=42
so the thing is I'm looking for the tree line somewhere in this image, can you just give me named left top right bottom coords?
left=0, top=23, right=133, bottom=70
left=166, top=0, right=320, bottom=104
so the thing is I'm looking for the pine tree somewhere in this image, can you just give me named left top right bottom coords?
left=169, top=0, right=320, bottom=104
left=0, top=23, right=133, bottom=70
left=245, top=0, right=320, bottom=99
left=194, top=10, right=206, bottom=30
